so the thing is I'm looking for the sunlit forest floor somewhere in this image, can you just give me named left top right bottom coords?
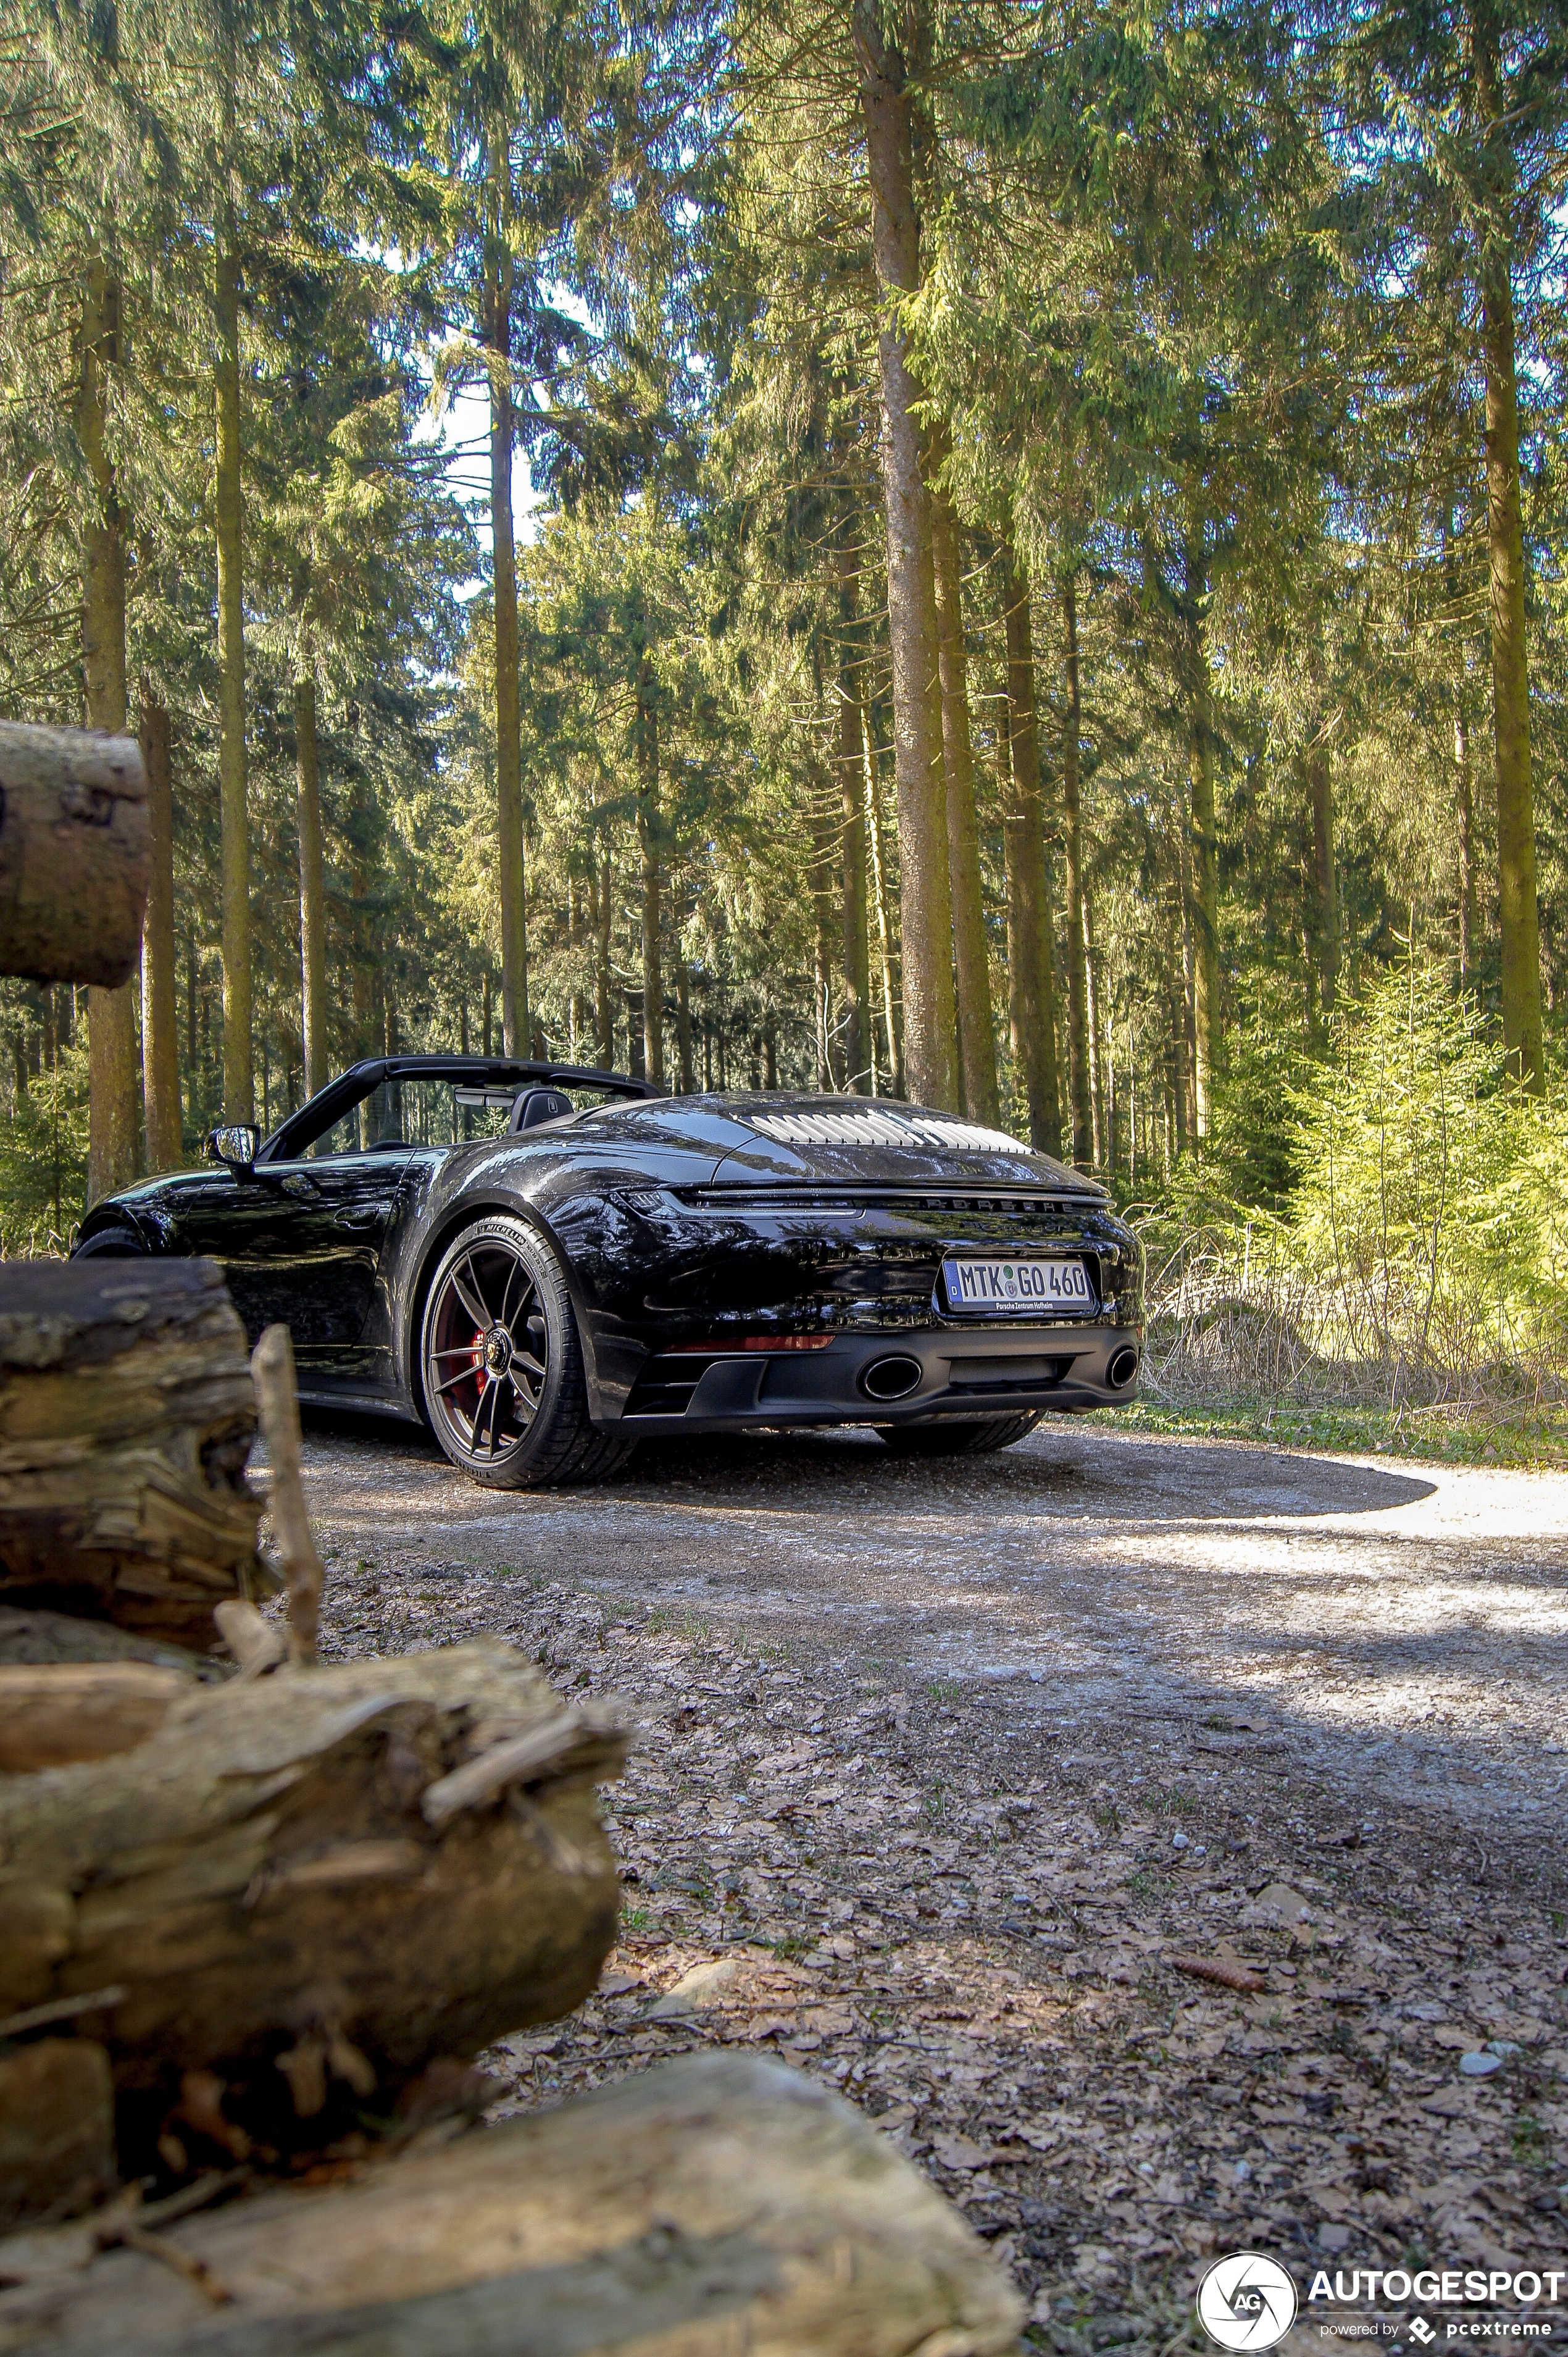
left=268, top=1413, right=1568, bottom=2351
left=1106, top=1400, right=1568, bottom=1470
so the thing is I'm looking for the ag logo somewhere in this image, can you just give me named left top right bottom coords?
left=1196, top=2252, right=1299, bottom=2350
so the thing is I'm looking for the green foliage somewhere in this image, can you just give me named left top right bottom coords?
left=0, top=1019, right=88, bottom=1255
left=1143, top=957, right=1568, bottom=1415
left=1289, top=960, right=1568, bottom=1376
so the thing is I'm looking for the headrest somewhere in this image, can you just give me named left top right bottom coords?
left=509, top=1086, right=573, bottom=1133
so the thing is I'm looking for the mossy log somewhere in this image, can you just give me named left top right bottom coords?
left=0, top=1643, right=627, bottom=2175
left=0, top=1262, right=267, bottom=1646
left=0, top=722, right=149, bottom=989
left=0, top=2054, right=1024, bottom=2356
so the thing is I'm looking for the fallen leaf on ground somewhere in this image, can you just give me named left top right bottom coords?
left=930, top=2133, right=999, bottom=2172
left=1252, top=1883, right=1312, bottom=1922
left=646, top=1957, right=744, bottom=2016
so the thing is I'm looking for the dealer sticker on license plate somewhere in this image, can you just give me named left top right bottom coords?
left=942, top=1255, right=1097, bottom=1315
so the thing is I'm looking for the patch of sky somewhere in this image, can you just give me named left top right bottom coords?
left=409, top=278, right=598, bottom=596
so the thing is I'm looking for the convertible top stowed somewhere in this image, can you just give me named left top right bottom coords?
left=73, top=1062, right=1145, bottom=1491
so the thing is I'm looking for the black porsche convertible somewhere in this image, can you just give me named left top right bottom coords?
left=72, top=1055, right=1145, bottom=1489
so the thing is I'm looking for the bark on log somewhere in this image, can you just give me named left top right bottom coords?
left=0, top=1665, right=188, bottom=1771
left=0, top=1608, right=213, bottom=1678
left=0, top=2043, right=115, bottom=2232
left=0, top=1643, right=626, bottom=2159
left=0, top=723, right=149, bottom=989
left=0, top=2053, right=1024, bottom=2355
left=0, top=1262, right=269, bottom=1646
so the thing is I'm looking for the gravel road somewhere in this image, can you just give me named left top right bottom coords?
left=293, top=1414, right=1568, bottom=2348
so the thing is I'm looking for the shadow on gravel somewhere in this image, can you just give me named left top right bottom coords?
left=293, top=1405, right=1438, bottom=1518
left=622, top=1425, right=1438, bottom=1519
left=300, top=1404, right=446, bottom=1458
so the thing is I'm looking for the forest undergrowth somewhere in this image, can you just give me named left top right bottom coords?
left=1116, top=958, right=1568, bottom=1466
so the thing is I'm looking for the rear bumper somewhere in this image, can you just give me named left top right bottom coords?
left=610, top=1324, right=1142, bottom=1432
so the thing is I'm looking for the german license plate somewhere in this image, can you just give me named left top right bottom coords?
left=941, top=1255, right=1097, bottom=1315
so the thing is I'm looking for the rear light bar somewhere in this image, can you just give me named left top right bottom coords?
left=665, top=1335, right=835, bottom=1355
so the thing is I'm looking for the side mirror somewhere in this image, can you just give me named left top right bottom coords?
left=207, top=1123, right=262, bottom=1174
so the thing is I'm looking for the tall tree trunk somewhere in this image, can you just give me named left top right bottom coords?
left=853, top=0, right=956, bottom=1112
left=1083, top=885, right=1106, bottom=1169
left=1167, top=835, right=1191, bottom=1159
left=1307, top=734, right=1338, bottom=1019
left=1473, top=6, right=1542, bottom=1085
left=139, top=698, right=181, bottom=1169
left=1443, top=507, right=1479, bottom=984
left=594, top=837, right=614, bottom=1068
left=636, top=671, right=664, bottom=1087
left=929, top=462, right=998, bottom=1126
left=1184, top=570, right=1219, bottom=1140
left=997, top=718, right=1027, bottom=1134
left=1059, top=576, right=1093, bottom=1165
left=1177, top=808, right=1200, bottom=1143
left=1455, top=688, right=1477, bottom=982
left=837, top=533, right=871, bottom=1094
left=567, top=871, right=585, bottom=1060
left=488, top=231, right=528, bottom=1059
left=79, top=256, right=138, bottom=1201
left=675, top=951, right=693, bottom=1092
left=812, top=805, right=838, bottom=1089
left=294, top=671, right=327, bottom=1102
left=1001, top=548, right=1062, bottom=1157
left=215, top=202, right=252, bottom=1123
left=864, top=717, right=903, bottom=1095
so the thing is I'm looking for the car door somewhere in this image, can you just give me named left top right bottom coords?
left=170, top=1150, right=414, bottom=1359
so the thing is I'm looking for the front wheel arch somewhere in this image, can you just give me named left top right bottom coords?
left=70, top=1223, right=149, bottom=1258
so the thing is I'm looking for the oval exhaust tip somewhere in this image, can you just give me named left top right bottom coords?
left=1107, top=1345, right=1140, bottom=1389
left=859, top=1354, right=923, bottom=1403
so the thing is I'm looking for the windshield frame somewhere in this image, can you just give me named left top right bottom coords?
left=254, top=1057, right=661, bottom=1165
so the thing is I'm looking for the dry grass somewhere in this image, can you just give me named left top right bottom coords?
left=1138, top=1221, right=1568, bottom=1425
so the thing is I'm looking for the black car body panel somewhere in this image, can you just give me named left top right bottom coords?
left=74, top=1060, right=1145, bottom=1436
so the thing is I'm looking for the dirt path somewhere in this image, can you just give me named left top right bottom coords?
left=295, top=1415, right=1568, bottom=2348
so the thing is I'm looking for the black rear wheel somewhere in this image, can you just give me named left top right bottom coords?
left=420, top=1216, right=633, bottom=1489
left=877, top=1413, right=1042, bottom=1458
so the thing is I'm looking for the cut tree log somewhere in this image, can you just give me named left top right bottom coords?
left=0, top=722, right=149, bottom=989
left=0, top=1664, right=188, bottom=1771
left=0, top=1642, right=627, bottom=2174
left=0, top=2053, right=1024, bottom=2355
left=0, top=1260, right=269, bottom=1646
